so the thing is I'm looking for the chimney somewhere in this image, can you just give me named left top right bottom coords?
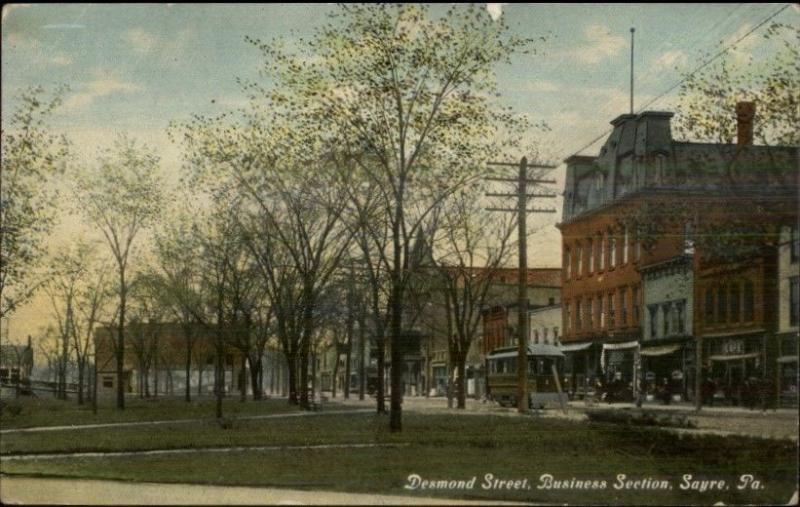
left=736, top=101, right=755, bottom=147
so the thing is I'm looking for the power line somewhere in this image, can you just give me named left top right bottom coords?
left=562, top=3, right=792, bottom=159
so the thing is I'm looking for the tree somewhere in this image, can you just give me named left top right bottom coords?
left=1, top=86, right=70, bottom=319
left=425, top=191, right=517, bottom=409
left=74, top=136, right=164, bottom=410
left=247, top=4, right=539, bottom=430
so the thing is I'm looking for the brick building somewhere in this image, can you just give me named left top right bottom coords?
left=558, top=106, right=798, bottom=404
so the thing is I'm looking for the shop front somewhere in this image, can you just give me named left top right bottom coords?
left=639, top=338, right=694, bottom=403
left=560, top=341, right=600, bottom=399
left=702, top=333, right=767, bottom=407
left=601, top=341, right=638, bottom=401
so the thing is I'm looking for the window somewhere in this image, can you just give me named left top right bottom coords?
left=662, top=303, right=671, bottom=336
left=648, top=305, right=658, bottom=338
left=548, top=297, right=555, bottom=306
left=587, top=298, right=594, bottom=329
left=635, top=227, right=642, bottom=261
left=654, top=154, right=666, bottom=183
left=599, top=234, right=606, bottom=270
left=730, top=283, right=740, bottom=323
left=576, top=244, right=583, bottom=277
left=543, top=328, right=549, bottom=343
left=791, top=225, right=799, bottom=263
left=683, top=221, right=695, bottom=255
left=717, top=285, right=728, bottom=324
left=103, top=377, right=114, bottom=388
left=587, top=238, right=594, bottom=273
left=608, top=293, right=615, bottom=329
left=599, top=295, right=605, bottom=328
left=632, top=286, right=640, bottom=323
left=704, top=289, right=714, bottom=325
left=623, top=226, right=629, bottom=264
left=575, top=299, right=582, bottom=330
left=790, top=277, right=799, bottom=326
left=565, top=303, right=571, bottom=332
left=534, top=329, right=540, bottom=344
left=744, top=280, right=755, bottom=322
left=553, top=327, right=559, bottom=343
left=676, top=300, right=686, bottom=335
left=620, top=288, right=628, bottom=326
left=609, top=236, right=617, bottom=267
left=565, top=248, right=571, bottom=280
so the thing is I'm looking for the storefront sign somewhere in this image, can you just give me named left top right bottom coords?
left=720, top=339, right=745, bottom=356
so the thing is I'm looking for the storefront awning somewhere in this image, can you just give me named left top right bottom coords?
left=709, top=352, right=760, bottom=362
left=560, top=342, right=593, bottom=353
left=602, top=340, right=639, bottom=351
left=640, top=344, right=681, bottom=357
left=777, top=355, right=798, bottom=364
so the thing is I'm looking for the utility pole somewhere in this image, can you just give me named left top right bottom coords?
left=630, top=27, right=635, bottom=114
left=486, top=157, right=557, bottom=413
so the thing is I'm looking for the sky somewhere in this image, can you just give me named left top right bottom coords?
left=2, top=3, right=798, bottom=344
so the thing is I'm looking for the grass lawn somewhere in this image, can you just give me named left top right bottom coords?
left=0, top=396, right=304, bottom=429
left=1, top=411, right=796, bottom=505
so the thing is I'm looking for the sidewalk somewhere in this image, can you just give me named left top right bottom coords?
left=0, top=476, right=527, bottom=505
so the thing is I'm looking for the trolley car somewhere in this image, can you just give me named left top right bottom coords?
left=486, top=344, right=566, bottom=408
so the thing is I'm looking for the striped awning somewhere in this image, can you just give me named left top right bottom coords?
left=777, top=355, right=798, bottom=364
left=602, top=340, right=639, bottom=351
left=640, top=344, right=681, bottom=357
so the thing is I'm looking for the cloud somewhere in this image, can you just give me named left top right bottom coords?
left=62, top=70, right=143, bottom=111
left=41, top=23, right=84, bottom=29
left=653, top=49, right=688, bottom=71
left=565, top=24, right=627, bottom=65
left=486, top=3, right=507, bottom=21
left=124, top=27, right=157, bottom=53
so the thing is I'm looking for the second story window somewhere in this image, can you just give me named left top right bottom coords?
left=622, top=226, right=629, bottom=264
left=648, top=305, right=658, bottom=338
left=609, top=236, right=617, bottom=268
left=565, top=248, right=571, bottom=280
left=620, top=288, right=628, bottom=326
left=608, top=293, right=615, bottom=329
left=587, top=298, right=594, bottom=329
left=730, top=283, right=740, bottom=323
left=676, top=300, right=685, bottom=334
left=587, top=238, right=594, bottom=273
left=599, top=233, right=606, bottom=270
left=576, top=244, right=583, bottom=277
left=575, top=299, right=582, bottom=330
left=565, top=303, right=571, bottom=332
left=717, top=285, right=728, bottom=324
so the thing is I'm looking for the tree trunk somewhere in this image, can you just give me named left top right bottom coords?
left=116, top=266, right=126, bottom=410
left=77, top=361, right=85, bottom=405
left=215, top=350, right=223, bottom=418
left=287, top=352, right=298, bottom=405
left=249, top=354, right=262, bottom=401
left=185, top=339, right=192, bottom=402
left=389, top=289, right=404, bottom=432
left=456, top=353, right=467, bottom=409
left=300, top=349, right=310, bottom=408
left=376, top=335, right=386, bottom=413
left=332, top=348, right=339, bottom=399
left=358, top=315, right=366, bottom=401
left=239, top=352, right=247, bottom=402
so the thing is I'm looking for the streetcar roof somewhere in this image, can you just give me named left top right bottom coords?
left=487, top=344, right=564, bottom=359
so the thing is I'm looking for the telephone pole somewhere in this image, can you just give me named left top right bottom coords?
left=486, top=157, right=557, bottom=413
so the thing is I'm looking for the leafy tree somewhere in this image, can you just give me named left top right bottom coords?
left=1, top=86, right=70, bottom=318
left=245, top=3, right=539, bottom=431
left=74, top=136, right=164, bottom=410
